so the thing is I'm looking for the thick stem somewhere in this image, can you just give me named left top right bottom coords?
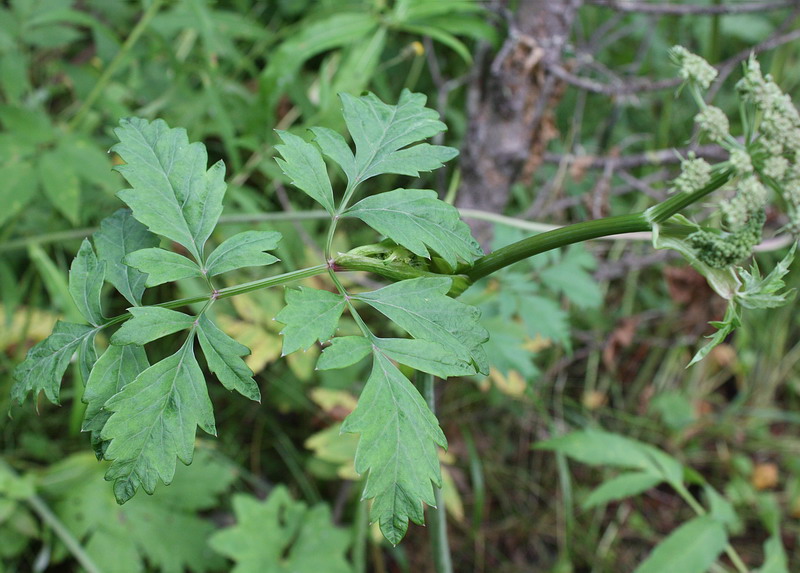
left=466, top=168, right=734, bottom=282
left=466, top=213, right=651, bottom=282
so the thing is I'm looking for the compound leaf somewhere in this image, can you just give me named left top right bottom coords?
left=78, top=330, right=99, bottom=385
left=68, top=239, right=106, bottom=326
left=275, top=130, right=335, bottom=214
left=102, top=334, right=216, bottom=503
left=346, top=188, right=482, bottom=267
left=354, top=277, right=488, bottom=375
left=341, top=89, right=457, bottom=184
left=196, top=314, right=260, bottom=402
left=94, top=209, right=159, bottom=306
left=110, top=307, right=195, bottom=346
left=205, top=230, right=282, bottom=277
left=274, top=287, right=345, bottom=355
left=209, top=486, right=352, bottom=573
left=124, top=248, right=203, bottom=287
left=11, top=321, right=97, bottom=404
left=341, top=351, right=445, bottom=545
left=82, top=344, right=150, bottom=459
left=113, top=117, right=225, bottom=262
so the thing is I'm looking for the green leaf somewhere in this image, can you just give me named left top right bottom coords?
left=0, top=160, right=37, bottom=228
left=110, top=307, right=195, bottom=346
left=737, top=245, right=796, bottom=309
left=317, top=336, right=372, bottom=370
left=208, top=486, right=352, bottom=573
left=582, top=472, right=663, bottom=509
left=633, top=516, right=727, bottom=573
left=112, top=117, right=225, bottom=262
left=539, top=245, right=602, bottom=309
left=205, top=230, right=282, bottom=277
left=274, top=287, right=345, bottom=355
left=94, top=209, right=160, bottom=306
left=68, top=239, right=106, bottom=326
left=124, top=248, right=203, bottom=287
left=374, top=337, right=475, bottom=378
left=758, top=533, right=789, bottom=573
left=11, top=321, right=97, bottom=404
left=689, top=304, right=741, bottom=366
left=78, top=330, right=98, bottom=386
left=38, top=147, right=81, bottom=225
left=275, top=130, right=335, bottom=214
left=341, top=89, right=458, bottom=184
left=82, top=344, right=149, bottom=458
left=196, top=314, right=260, bottom=402
left=309, top=126, right=356, bottom=182
left=45, top=449, right=233, bottom=573
left=536, top=429, right=684, bottom=486
left=354, top=277, right=488, bottom=375
left=342, top=351, right=445, bottom=545
left=102, top=334, right=216, bottom=503
left=346, top=189, right=482, bottom=267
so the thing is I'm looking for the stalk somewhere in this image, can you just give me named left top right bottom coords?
left=418, top=371, right=453, bottom=573
left=466, top=168, right=733, bottom=282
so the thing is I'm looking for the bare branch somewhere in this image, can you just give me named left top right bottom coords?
left=588, top=0, right=798, bottom=15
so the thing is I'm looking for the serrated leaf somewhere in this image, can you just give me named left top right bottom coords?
left=94, top=209, right=159, bottom=306
left=346, top=188, right=482, bottom=267
left=375, top=337, right=474, bottom=378
left=634, top=516, right=727, bottom=573
left=208, top=487, right=352, bottom=573
left=124, top=248, right=203, bottom=287
left=78, top=330, right=98, bottom=385
left=341, top=89, right=457, bottom=184
left=342, top=351, right=445, bottom=544
left=275, top=130, right=335, bottom=214
left=689, top=303, right=741, bottom=366
left=82, top=344, right=150, bottom=458
left=68, top=239, right=106, bottom=326
left=102, top=334, right=216, bottom=503
left=582, top=472, right=662, bottom=509
left=309, top=126, right=356, bottom=182
left=205, top=230, right=281, bottom=277
left=274, top=287, right=345, bottom=355
left=317, top=336, right=372, bottom=370
left=354, top=277, right=488, bottom=375
left=110, top=307, right=195, bottom=346
left=196, top=314, right=260, bottom=402
left=112, top=117, right=225, bottom=262
left=737, top=245, right=796, bottom=309
left=11, top=321, right=97, bottom=404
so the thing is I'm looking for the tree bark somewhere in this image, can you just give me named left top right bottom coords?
left=457, top=0, right=581, bottom=244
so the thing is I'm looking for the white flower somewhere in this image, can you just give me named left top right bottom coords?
left=670, top=46, right=718, bottom=89
left=694, top=106, right=729, bottom=142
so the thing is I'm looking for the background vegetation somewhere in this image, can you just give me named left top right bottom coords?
left=2, top=0, right=800, bottom=571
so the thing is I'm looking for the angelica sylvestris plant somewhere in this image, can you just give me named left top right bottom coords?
left=10, top=50, right=799, bottom=546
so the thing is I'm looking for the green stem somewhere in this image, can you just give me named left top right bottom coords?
left=466, top=168, right=733, bottom=282
left=101, top=264, right=328, bottom=328
left=466, top=213, right=650, bottom=282
left=419, top=371, right=453, bottom=573
left=68, top=0, right=164, bottom=131
left=674, top=484, right=748, bottom=573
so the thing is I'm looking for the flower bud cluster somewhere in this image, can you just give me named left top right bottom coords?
left=694, top=106, right=729, bottom=143
left=669, top=46, right=718, bottom=89
left=689, top=210, right=765, bottom=269
left=671, top=152, right=712, bottom=194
